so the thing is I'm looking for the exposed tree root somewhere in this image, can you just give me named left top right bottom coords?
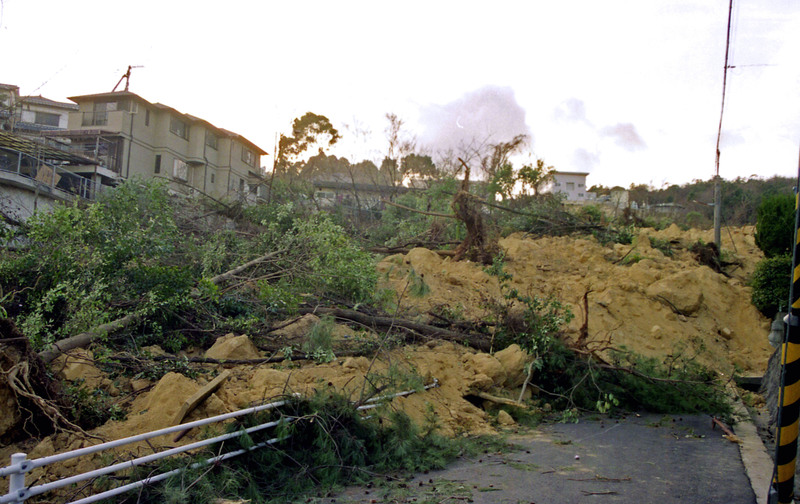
left=0, top=318, right=96, bottom=442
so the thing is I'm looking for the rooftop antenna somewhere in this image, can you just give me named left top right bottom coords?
left=112, top=65, right=144, bottom=92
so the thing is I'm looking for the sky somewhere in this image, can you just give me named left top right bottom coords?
left=2, top=0, right=798, bottom=188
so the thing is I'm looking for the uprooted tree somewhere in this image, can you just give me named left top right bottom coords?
left=452, top=159, right=500, bottom=264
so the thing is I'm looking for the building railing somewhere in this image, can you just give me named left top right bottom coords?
left=0, top=151, right=102, bottom=200
left=80, top=112, right=107, bottom=127
left=1, top=380, right=438, bottom=503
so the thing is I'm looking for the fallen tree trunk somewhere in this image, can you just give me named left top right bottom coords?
left=39, top=249, right=286, bottom=363
left=368, top=247, right=456, bottom=257
left=38, top=313, right=141, bottom=364
left=298, top=307, right=491, bottom=352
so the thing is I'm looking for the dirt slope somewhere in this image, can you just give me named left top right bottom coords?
left=377, top=224, right=771, bottom=375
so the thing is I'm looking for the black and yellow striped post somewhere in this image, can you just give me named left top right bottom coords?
left=772, top=163, right=800, bottom=504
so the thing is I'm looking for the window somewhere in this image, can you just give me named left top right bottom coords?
left=34, top=111, right=60, bottom=127
left=241, top=147, right=255, bottom=166
left=566, top=182, right=575, bottom=191
left=206, top=131, right=218, bottom=150
left=210, top=172, right=215, bottom=184
left=239, top=178, right=245, bottom=192
left=173, top=158, right=188, bottom=181
left=154, top=154, right=161, bottom=174
left=145, top=108, right=150, bottom=126
left=170, top=117, right=189, bottom=139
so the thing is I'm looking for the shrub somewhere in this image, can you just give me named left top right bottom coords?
left=756, top=193, right=795, bottom=258
left=281, top=212, right=377, bottom=305
left=751, top=254, right=792, bottom=317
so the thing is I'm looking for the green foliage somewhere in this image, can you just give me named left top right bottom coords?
left=277, top=112, right=341, bottom=170
left=648, top=237, right=673, bottom=257
left=751, top=254, right=792, bottom=317
left=494, top=284, right=574, bottom=362
left=483, top=253, right=513, bottom=282
left=524, top=339, right=731, bottom=417
left=599, top=349, right=731, bottom=416
left=0, top=179, right=194, bottom=350
left=684, top=211, right=707, bottom=229
left=755, top=193, right=795, bottom=258
left=372, top=176, right=463, bottom=248
left=406, top=268, right=430, bottom=298
left=64, top=381, right=125, bottom=429
left=131, top=392, right=478, bottom=504
left=580, top=204, right=604, bottom=224
left=488, top=163, right=516, bottom=201
left=302, top=316, right=336, bottom=363
left=283, top=213, right=377, bottom=304
left=614, top=224, right=635, bottom=245
left=517, top=158, right=555, bottom=196
left=619, top=252, right=643, bottom=266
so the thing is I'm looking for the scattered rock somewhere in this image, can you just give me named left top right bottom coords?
left=53, top=349, right=104, bottom=383
left=464, top=353, right=506, bottom=387
left=497, top=410, right=515, bottom=426
left=646, top=270, right=705, bottom=315
left=494, top=344, right=529, bottom=387
left=205, top=334, right=261, bottom=361
left=271, top=314, right=321, bottom=340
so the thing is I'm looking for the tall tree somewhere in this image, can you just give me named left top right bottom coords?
left=384, top=113, right=416, bottom=187
left=479, top=134, right=528, bottom=182
left=517, top=159, right=555, bottom=196
left=276, top=112, right=341, bottom=174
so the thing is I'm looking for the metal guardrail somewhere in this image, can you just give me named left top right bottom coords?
left=1, top=380, right=439, bottom=503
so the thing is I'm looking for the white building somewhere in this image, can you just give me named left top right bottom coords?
left=543, top=171, right=594, bottom=202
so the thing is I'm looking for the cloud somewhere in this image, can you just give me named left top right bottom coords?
left=572, top=148, right=600, bottom=172
left=554, top=98, right=590, bottom=124
left=418, top=85, right=530, bottom=154
left=719, top=129, right=746, bottom=148
left=600, top=123, right=646, bottom=151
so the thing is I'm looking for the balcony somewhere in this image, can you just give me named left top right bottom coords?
left=78, top=110, right=126, bottom=131
left=81, top=111, right=108, bottom=126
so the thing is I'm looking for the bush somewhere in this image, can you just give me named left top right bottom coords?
left=1, top=179, right=194, bottom=349
left=283, top=213, right=377, bottom=305
left=755, top=194, right=795, bottom=257
left=751, top=254, right=792, bottom=317
left=132, top=392, right=481, bottom=503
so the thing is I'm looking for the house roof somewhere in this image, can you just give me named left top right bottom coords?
left=0, top=130, right=96, bottom=165
left=553, top=171, right=590, bottom=176
left=68, top=91, right=267, bottom=155
left=21, top=95, right=78, bottom=110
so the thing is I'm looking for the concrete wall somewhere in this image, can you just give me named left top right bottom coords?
left=0, top=176, right=72, bottom=223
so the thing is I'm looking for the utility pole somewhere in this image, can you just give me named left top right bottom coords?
left=714, top=0, right=734, bottom=249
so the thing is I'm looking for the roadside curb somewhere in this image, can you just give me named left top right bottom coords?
left=731, top=391, right=774, bottom=504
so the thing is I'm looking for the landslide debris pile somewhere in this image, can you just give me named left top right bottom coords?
left=0, top=178, right=774, bottom=502
left=378, top=224, right=771, bottom=375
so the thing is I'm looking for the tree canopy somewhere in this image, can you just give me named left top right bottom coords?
left=277, top=112, right=341, bottom=172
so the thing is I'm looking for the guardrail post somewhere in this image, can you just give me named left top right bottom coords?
left=8, top=453, right=27, bottom=503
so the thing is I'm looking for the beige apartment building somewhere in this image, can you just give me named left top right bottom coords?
left=44, top=91, right=267, bottom=202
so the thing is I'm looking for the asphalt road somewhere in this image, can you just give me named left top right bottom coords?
left=324, top=414, right=765, bottom=504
